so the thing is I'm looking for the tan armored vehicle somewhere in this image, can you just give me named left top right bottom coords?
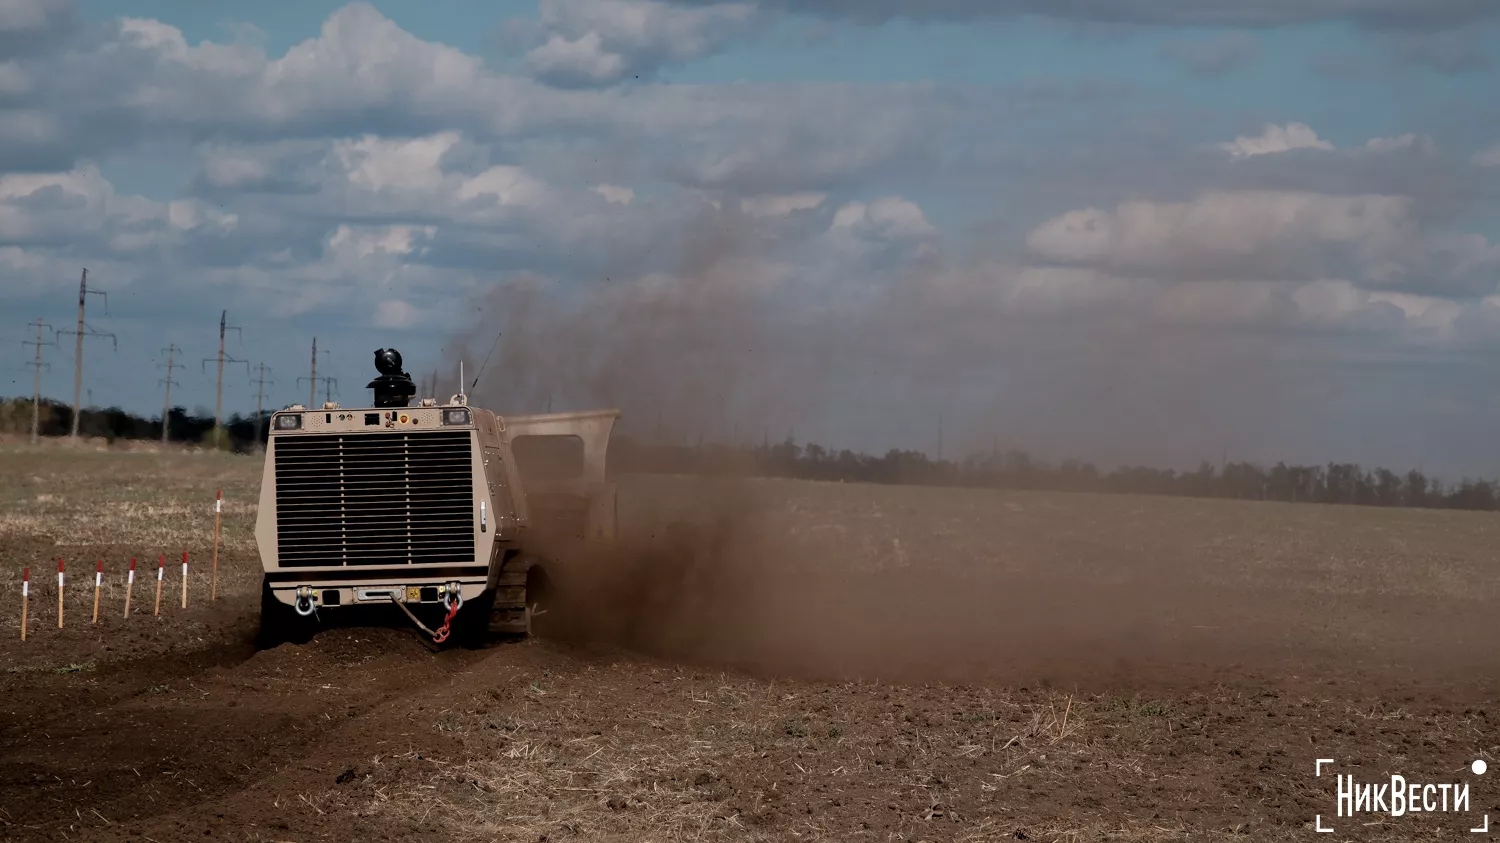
left=253, top=347, right=619, bottom=647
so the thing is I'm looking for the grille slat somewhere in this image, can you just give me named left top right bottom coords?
left=273, top=430, right=476, bottom=567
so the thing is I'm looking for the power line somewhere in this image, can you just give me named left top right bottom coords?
left=159, top=343, right=182, bottom=445
left=250, top=362, right=274, bottom=445
left=299, top=337, right=335, bottom=407
left=55, top=268, right=115, bottom=439
left=201, top=310, right=248, bottom=445
left=22, top=318, right=56, bottom=445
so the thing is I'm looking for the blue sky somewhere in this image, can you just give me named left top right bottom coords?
left=5, top=0, right=1500, bottom=477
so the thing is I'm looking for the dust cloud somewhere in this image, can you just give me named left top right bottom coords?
left=438, top=213, right=1336, bottom=687
left=449, top=218, right=829, bottom=449
left=525, top=473, right=1355, bottom=691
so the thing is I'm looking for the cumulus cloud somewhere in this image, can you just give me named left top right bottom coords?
left=0, top=163, right=238, bottom=252
left=1218, top=123, right=1334, bottom=158
left=740, top=192, right=825, bottom=217
left=1473, top=144, right=1500, bottom=167
left=1363, top=133, right=1436, bottom=155
left=830, top=197, right=936, bottom=240
left=0, top=2, right=954, bottom=193
left=0, top=0, right=72, bottom=60
left=1025, top=189, right=1500, bottom=297
left=522, top=0, right=756, bottom=86
left=592, top=184, right=635, bottom=204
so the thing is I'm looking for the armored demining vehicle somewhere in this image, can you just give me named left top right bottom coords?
left=253, top=347, right=619, bottom=647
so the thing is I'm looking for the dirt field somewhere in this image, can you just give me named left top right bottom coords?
left=2, top=443, right=1500, bottom=842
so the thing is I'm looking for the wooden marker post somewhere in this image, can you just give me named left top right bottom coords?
left=153, top=555, right=165, bottom=616
left=92, top=560, right=102, bottom=625
left=57, top=559, right=64, bottom=629
left=19, top=567, right=28, bottom=641
left=181, top=551, right=189, bottom=609
left=123, top=558, right=136, bottom=620
left=211, top=490, right=222, bottom=601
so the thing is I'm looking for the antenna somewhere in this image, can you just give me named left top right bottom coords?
left=471, top=330, right=502, bottom=392
left=56, top=268, right=116, bottom=439
left=201, top=310, right=249, bottom=444
left=23, top=318, right=56, bottom=444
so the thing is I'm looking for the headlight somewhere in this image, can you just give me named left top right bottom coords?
left=442, top=408, right=471, bottom=425
left=274, top=413, right=302, bottom=430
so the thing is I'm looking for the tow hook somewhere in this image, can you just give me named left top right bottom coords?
left=294, top=586, right=317, bottom=617
left=442, top=581, right=464, bottom=611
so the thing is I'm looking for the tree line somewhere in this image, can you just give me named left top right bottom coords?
left=6, top=394, right=1498, bottom=513
left=608, top=437, right=1500, bottom=513
left=0, top=397, right=270, bottom=452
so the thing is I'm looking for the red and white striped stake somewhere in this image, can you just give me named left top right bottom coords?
left=211, top=490, right=222, bottom=601
left=92, top=560, right=102, bottom=625
left=180, top=551, right=189, bottom=609
left=19, top=567, right=28, bottom=641
left=123, top=557, right=136, bottom=620
left=56, top=559, right=64, bottom=629
left=153, top=555, right=165, bottom=617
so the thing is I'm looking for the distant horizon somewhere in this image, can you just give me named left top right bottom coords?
left=8, top=390, right=1497, bottom=490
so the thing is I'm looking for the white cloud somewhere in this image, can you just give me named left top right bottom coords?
left=0, top=163, right=235, bottom=249
left=199, top=149, right=274, bottom=189
left=0, top=2, right=953, bottom=194
left=0, top=0, right=68, bottom=35
left=457, top=165, right=551, bottom=207
left=1473, top=143, right=1500, bottom=167
left=373, top=299, right=421, bottom=328
left=523, top=0, right=756, bottom=86
left=740, top=192, right=825, bottom=217
left=326, top=224, right=435, bottom=261
left=333, top=133, right=462, bottom=192
left=1218, top=122, right=1334, bottom=158
left=1363, top=133, right=1435, bottom=155
left=527, top=31, right=625, bottom=85
left=1025, top=190, right=1413, bottom=281
left=591, top=184, right=634, bottom=204
left=830, top=196, right=935, bottom=239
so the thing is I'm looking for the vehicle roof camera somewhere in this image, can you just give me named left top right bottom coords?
left=367, top=347, right=416, bottom=408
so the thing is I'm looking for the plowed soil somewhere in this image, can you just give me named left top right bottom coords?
left=3, top=459, right=1500, bottom=842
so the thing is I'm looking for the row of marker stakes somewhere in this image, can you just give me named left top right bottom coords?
left=18, top=490, right=225, bottom=640
left=19, top=553, right=192, bottom=641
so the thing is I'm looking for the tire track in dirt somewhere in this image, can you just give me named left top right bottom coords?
left=0, top=626, right=491, bottom=842
left=56, top=636, right=562, bottom=843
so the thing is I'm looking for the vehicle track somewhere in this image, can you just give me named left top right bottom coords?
left=0, top=622, right=496, bottom=841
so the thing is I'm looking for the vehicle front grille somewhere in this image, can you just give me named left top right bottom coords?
left=272, top=431, right=475, bottom=567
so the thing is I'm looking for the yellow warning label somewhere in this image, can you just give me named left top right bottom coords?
left=406, top=587, right=421, bottom=601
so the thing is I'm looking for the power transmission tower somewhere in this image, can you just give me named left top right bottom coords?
left=56, top=268, right=115, bottom=439
left=299, top=337, right=334, bottom=407
left=201, top=310, right=248, bottom=447
left=158, top=344, right=182, bottom=444
left=22, top=318, right=55, bottom=444
left=250, top=362, right=274, bottom=445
